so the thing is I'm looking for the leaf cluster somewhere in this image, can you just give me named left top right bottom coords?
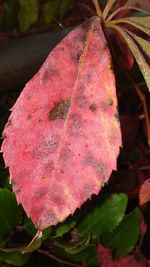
left=94, top=0, right=150, bottom=93
left=0, top=181, right=141, bottom=266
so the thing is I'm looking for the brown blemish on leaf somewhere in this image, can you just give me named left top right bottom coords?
left=89, top=103, right=97, bottom=112
left=26, top=95, right=32, bottom=100
left=114, top=111, right=120, bottom=123
left=49, top=99, right=70, bottom=120
left=41, top=68, right=60, bottom=85
left=84, top=154, right=106, bottom=178
left=108, top=97, right=114, bottom=106
left=109, top=59, right=114, bottom=73
left=35, top=186, right=47, bottom=198
left=69, top=113, right=83, bottom=136
left=76, top=95, right=87, bottom=109
left=26, top=114, right=32, bottom=120
left=41, top=176, right=47, bottom=180
left=34, top=136, right=58, bottom=159
left=61, top=145, right=73, bottom=160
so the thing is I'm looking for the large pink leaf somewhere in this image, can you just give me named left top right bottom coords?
left=1, top=17, right=121, bottom=230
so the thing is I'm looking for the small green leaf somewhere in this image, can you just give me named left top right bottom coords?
left=59, top=0, right=73, bottom=19
left=78, top=193, right=128, bottom=238
left=111, top=17, right=150, bottom=35
left=43, top=0, right=60, bottom=26
left=103, top=0, right=117, bottom=20
left=109, top=24, right=150, bottom=93
left=102, top=208, right=141, bottom=258
left=0, top=249, right=30, bottom=266
left=54, top=218, right=76, bottom=238
left=18, top=0, right=39, bottom=32
left=0, top=188, right=22, bottom=239
left=127, top=30, right=150, bottom=58
left=56, top=234, right=91, bottom=254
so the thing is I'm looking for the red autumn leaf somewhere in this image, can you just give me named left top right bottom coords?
left=139, top=178, right=150, bottom=205
left=1, top=17, right=121, bottom=230
left=98, top=244, right=150, bottom=267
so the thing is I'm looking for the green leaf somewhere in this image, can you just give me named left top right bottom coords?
left=59, top=0, right=73, bottom=19
left=0, top=250, right=30, bottom=266
left=54, top=218, right=76, bottom=238
left=102, top=208, right=141, bottom=258
left=103, top=0, right=117, bottom=20
left=18, top=0, right=39, bottom=32
left=0, top=188, right=22, bottom=239
left=43, top=0, right=60, bottom=26
left=55, top=233, right=91, bottom=254
left=109, top=24, right=150, bottom=93
left=111, top=17, right=150, bottom=35
left=127, top=30, right=150, bottom=58
left=78, top=193, right=128, bottom=238
left=24, top=219, right=37, bottom=237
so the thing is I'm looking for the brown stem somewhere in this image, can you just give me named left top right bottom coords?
left=92, top=0, right=103, bottom=18
left=38, top=249, right=82, bottom=267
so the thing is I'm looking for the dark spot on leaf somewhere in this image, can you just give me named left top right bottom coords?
left=26, top=114, right=32, bottom=120
left=35, top=186, right=47, bottom=198
left=89, top=103, right=97, bottom=112
left=26, top=95, right=32, bottom=100
left=61, top=169, right=64, bottom=174
left=109, top=59, right=114, bottom=73
left=49, top=99, right=70, bottom=120
left=34, top=136, right=58, bottom=159
left=96, top=162, right=106, bottom=177
left=114, top=110, right=120, bottom=122
left=60, top=46, right=65, bottom=51
left=69, top=113, right=83, bottom=136
left=61, top=145, right=73, bottom=160
left=84, top=154, right=106, bottom=178
left=108, top=98, right=114, bottom=106
left=41, top=68, right=60, bottom=85
left=83, top=73, right=93, bottom=84
left=75, top=95, right=87, bottom=109
left=41, top=176, right=47, bottom=180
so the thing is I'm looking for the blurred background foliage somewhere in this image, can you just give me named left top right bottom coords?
left=0, top=0, right=108, bottom=35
